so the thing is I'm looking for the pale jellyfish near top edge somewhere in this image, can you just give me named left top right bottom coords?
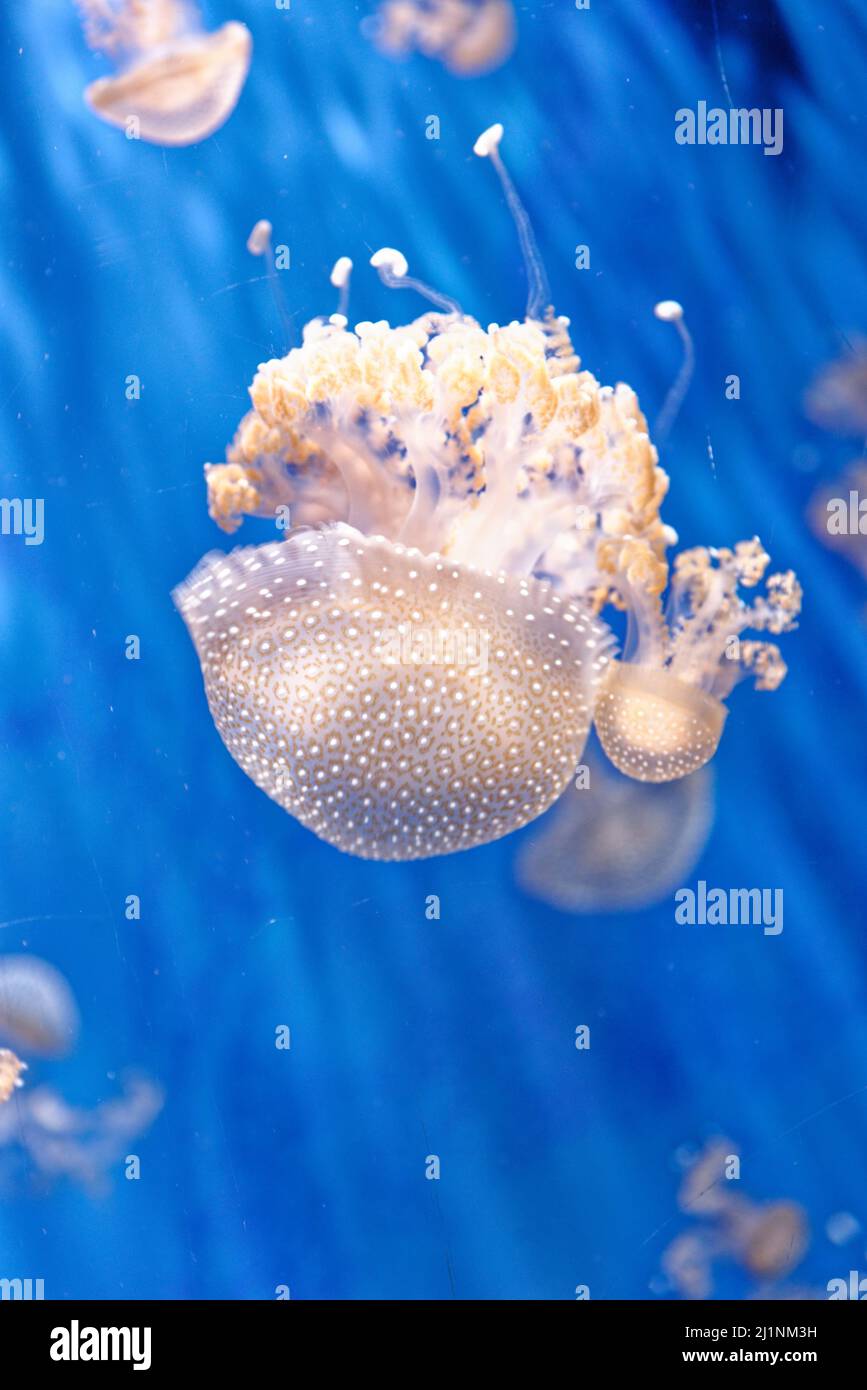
left=75, top=0, right=252, bottom=146
left=173, top=124, right=801, bottom=862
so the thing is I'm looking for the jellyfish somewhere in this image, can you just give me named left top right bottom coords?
left=0, top=1049, right=25, bottom=1104
left=176, top=124, right=799, bottom=859
left=366, top=0, right=516, bottom=77
left=808, top=462, right=867, bottom=585
left=76, top=1, right=252, bottom=146
left=593, top=540, right=802, bottom=783
left=804, top=338, right=867, bottom=438
left=515, top=751, right=713, bottom=913
left=659, top=1139, right=809, bottom=1299
left=0, top=955, right=80, bottom=1058
left=0, top=1075, right=163, bottom=1191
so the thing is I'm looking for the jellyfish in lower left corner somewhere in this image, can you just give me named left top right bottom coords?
left=75, top=1, right=252, bottom=146
left=515, top=751, right=714, bottom=914
left=0, top=1075, right=164, bottom=1192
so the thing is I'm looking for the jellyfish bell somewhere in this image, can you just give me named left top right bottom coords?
left=0, top=955, right=80, bottom=1058
left=78, top=3, right=252, bottom=147
left=594, top=663, right=727, bottom=783
left=174, top=525, right=612, bottom=860
left=591, top=536, right=801, bottom=784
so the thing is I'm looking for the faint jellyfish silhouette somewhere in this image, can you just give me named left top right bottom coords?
left=367, top=0, right=515, bottom=76
left=660, top=1139, right=810, bottom=1299
left=0, top=1049, right=26, bottom=1104
left=76, top=0, right=252, bottom=146
left=804, top=338, right=867, bottom=437
left=0, top=1074, right=163, bottom=1192
left=808, top=462, right=867, bottom=584
left=0, top=955, right=80, bottom=1058
left=515, top=750, right=713, bottom=913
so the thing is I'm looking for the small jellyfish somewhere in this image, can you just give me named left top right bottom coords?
left=179, top=124, right=799, bottom=858
left=76, top=1, right=252, bottom=146
left=367, top=0, right=516, bottom=77
left=0, top=1049, right=26, bottom=1104
left=515, top=750, right=713, bottom=913
left=0, top=955, right=80, bottom=1058
left=804, top=338, right=867, bottom=438
left=593, top=541, right=802, bottom=783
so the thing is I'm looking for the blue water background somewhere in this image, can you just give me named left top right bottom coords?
left=0, top=0, right=865, bottom=1298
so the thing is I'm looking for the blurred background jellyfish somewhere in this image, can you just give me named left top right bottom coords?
left=659, top=1139, right=810, bottom=1300
left=808, top=462, right=867, bottom=588
left=0, top=1050, right=26, bottom=1105
left=0, top=955, right=80, bottom=1058
left=804, top=338, right=867, bottom=439
left=0, top=952, right=162, bottom=1189
left=75, top=0, right=252, bottom=146
left=515, top=750, right=714, bottom=914
left=0, top=1076, right=164, bottom=1193
left=366, top=0, right=516, bottom=77
left=176, top=124, right=799, bottom=859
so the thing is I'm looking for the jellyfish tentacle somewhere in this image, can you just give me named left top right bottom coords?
left=474, top=123, right=550, bottom=321
left=653, top=300, right=695, bottom=441
left=370, top=248, right=463, bottom=316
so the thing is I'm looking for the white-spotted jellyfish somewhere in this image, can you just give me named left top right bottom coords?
left=177, top=123, right=800, bottom=858
left=0, top=1075, right=164, bottom=1191
left=76, top=0, right=252, bottom=146
left=0, top=955, right=80, bottom=1058
left=809, top=461, right=867, bottom=587
left=660, top=1139, right=810, bottom=1299
left=593, top=540, right=801, bottom=783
